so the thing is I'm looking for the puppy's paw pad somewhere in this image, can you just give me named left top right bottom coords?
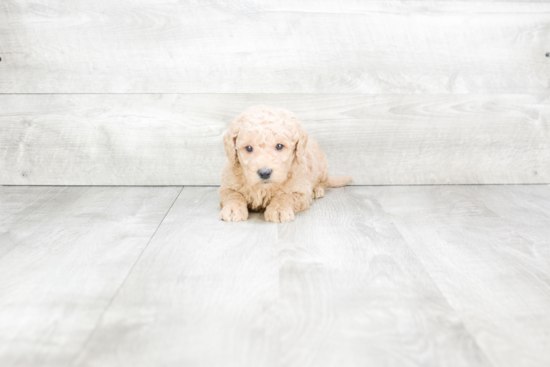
left=313, top=186, right=325, bottom=199
left=265, top=206, right=295, bottom=223
left=220, top=205, right=248, bottom=222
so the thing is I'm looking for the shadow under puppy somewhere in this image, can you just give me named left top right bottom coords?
left=219, top=105, right=352, bottom=223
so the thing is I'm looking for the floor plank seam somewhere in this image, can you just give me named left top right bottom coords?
left=68, top=186, right=184, bottom=367
left=387, top=216, right=498, bottom=367
left=411, top=259, right=497, bottom=366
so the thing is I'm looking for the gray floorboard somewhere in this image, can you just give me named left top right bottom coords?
left=73, top=188, right=280, bottom=367
left=278, top=187, right=490, bottom=367
left=376, top=185, right=550, bottom=367
left=75, top=187, right=489, bottom=367
left=1, top=185, right=549, bottom=366
left=0, top=186, right=181, bottom=367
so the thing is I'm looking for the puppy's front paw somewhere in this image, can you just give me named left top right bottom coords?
left=313, top=186, right=325, bottom=199
left=265, top=205, right=295, bottom=223
left=220, top=205, right=248, bottom=222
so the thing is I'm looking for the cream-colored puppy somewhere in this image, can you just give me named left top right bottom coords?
left=219, top=105, right=352, bottom=223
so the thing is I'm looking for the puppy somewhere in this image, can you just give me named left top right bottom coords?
left=219, top=105, right=352, bottom=223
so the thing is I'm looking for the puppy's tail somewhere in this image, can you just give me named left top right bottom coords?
left=326, top=176, right=353, bottom=188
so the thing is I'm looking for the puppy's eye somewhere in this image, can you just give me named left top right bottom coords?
left=245, top=146, right=253, bottom=152
left=276, top=144, right=284, bottom=150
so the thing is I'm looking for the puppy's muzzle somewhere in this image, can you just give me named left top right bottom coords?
left=257, top=168, right=272, bottom=180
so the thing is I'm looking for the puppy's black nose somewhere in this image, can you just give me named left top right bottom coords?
left=258, top=168, right=272, bottom=180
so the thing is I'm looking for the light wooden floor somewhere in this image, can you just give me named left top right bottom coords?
left=1, top=185, right=549, bottom=367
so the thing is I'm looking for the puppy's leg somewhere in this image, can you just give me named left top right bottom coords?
left=265, top=192, right=311, bottom=223
left=219, top=187, right=249, bottom=222
left=313, top=186, right=325, bottom=199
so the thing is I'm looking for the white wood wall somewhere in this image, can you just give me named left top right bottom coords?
left=1, top=0, right=549, bottom=185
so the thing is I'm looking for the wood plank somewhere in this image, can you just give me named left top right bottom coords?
left=471, top=186, right=550, bottom=260
left=377, top=185, right=550, bottom=367
left=1, top=94, right=548, bottom=185
left=278, top=187, right=491, bottom=367
left=0, top=186, right=75, bottom=258
left=0, top=186, right=181, bottom=367
left=1, top=1, right=549, bottom=93
left=73, top=187, right=280, bottom=367
left=75, top=187, right=491, bottom=367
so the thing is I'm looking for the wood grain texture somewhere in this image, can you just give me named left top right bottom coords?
left=0, top=186, right=66, bottom=258
left=0, top=0, right=549, bottom=93
left=2, top=186, right=550, bottom=366
left=377, top=185, right=550, bottom=367
left=0, top=186, right=180, bottom=367
left=73, top=187, right=280, bottom=367
left=1, top=94, right=548, bottom=185
left=473, top=186, right=550, bottom=255
left=277, top=187, right=491, bottom=367
left=75, top=187, right=491, bottom=367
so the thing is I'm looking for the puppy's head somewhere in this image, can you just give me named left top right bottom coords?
left=224, top=105, right=308, bottom=186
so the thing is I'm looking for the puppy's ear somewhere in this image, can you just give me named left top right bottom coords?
left=223, top=128, right=238, bottom=166
left=295, top=125, right=309, bottom=165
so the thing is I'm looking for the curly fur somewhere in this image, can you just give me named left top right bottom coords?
left=219, top=105, right=352, bottom=222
